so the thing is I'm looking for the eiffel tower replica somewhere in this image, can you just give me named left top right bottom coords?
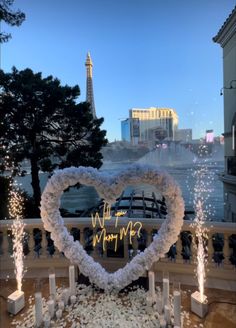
left=85, top=52, right=96, bottom=119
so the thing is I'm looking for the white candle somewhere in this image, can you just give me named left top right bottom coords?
left=34, top=292, right=43, bottom=327
left=56, top=309, right=62, bottom=319
left=69, top=265, right=76, bottom=296
left=156, top=296, right=163, bottom=314
left=146, top=295, right=153, bottom=314
left=49, top=273, right=56, bottom=297
left=163, top=278, right=169, bottom=307
left=70, top=295, right=76, bottom=304
left=47, top=299, right=55, bottom=318
left=58, top=300, right=64, bottom=311
left=62, top=288, right=70, bottom=306
left=146, top=295, right=153, bottom=307
left=173, top=290, right=181, bottom=327
left=148, top=271, right=155, bottom=298
left=164, top=305, right=171, bottom=324
left=160, top=318, right=167, bottom=328
left=43, top=313, right=51, bottom=327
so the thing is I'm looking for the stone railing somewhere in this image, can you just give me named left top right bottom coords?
left=0, top=218, right=235, bottom=289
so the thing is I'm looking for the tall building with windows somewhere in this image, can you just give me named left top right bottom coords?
left=175, top=129, right=192, bottom=142
left=121, top=118, right=131, bottom=142
left=125, top=107, right=178, bottom=145
left=85, top=52, right=96, bottom=118
left=213, top=6, right=236, bottom=222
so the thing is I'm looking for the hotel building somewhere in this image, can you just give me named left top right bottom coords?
left=175, top=128, right=192, bottom=143
left=213, top=6, right=236, bottom=222
left=121, top=107, right=178, bottom=146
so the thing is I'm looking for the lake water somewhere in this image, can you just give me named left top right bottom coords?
left=16, top=146, right=224, bottom=221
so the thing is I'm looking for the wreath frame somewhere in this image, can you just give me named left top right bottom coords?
left=40, top=164, right=184, bottom=291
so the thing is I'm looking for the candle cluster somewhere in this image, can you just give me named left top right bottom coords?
left=35, top=265, right=76, bottom=327
left=35, top=270, right=182, bottom=326
left=148, top=271, right=182, bottom=328
left=11, top=273, right=188, bottom=328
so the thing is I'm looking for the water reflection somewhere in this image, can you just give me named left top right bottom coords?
left=15, top=147, right=224, bottom=221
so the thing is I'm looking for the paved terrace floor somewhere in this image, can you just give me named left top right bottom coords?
left=0, top=278, right=236, bottom=328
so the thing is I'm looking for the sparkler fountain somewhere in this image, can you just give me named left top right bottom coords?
left=191, top=199, right=209, bottom=317
left=195, top=200, right=208, bottom=302
left=190, top=147, right=214, bottom=317
left=7, top=182, right=26, bottom=314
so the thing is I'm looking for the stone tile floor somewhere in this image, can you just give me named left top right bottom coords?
left=0, top=278, right=235, bottom=328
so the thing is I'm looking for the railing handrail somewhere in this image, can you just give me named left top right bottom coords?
left=1, top=218, right=235, bottom=233
left=1, top=217, right=236, bottom=290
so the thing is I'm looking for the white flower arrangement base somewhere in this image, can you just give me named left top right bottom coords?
left=41, top=164, right=185, bottom=291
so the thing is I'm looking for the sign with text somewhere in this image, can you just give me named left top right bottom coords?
left=91, top=203, right=142, bottom=252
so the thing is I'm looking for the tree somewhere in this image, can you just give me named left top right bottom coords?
left=0, top=67, right=108, bottom=216
left=0, top=176, right=10, bottom=219
left=0, top=0, right=25, bottom=43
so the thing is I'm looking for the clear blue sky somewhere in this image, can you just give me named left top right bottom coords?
left=1, top=0, right=235, bottom=141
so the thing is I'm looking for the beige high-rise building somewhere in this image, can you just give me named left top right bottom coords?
left=129, top=107, right=178, bottom=145
left=213, top=7, right=236, bottom=222
left=175, top=128, right=192, bottom=142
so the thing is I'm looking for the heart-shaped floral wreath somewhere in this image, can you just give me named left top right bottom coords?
left=40, top=164, right=184, bottom=291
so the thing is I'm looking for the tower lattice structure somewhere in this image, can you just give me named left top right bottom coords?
left=85, top=52, right=96, bottom=119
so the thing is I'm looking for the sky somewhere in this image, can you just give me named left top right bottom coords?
left=1, top=0, right=235, bottom=142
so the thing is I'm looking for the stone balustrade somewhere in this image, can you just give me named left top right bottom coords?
left=0, top=218, right=235, bottom=289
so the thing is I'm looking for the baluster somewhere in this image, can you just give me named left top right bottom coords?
left=53, top=242, right=60, bottom=258
left=132, top=235, right=139, bottom=255
left=92, top=227, right=99, bottom=259
left=123, top=235, right=129, bottom=259
left=175, top=238, right=182, bottom=263
left=0, top=232, right=3, bottom=255
left=207, top=233, right=214, bottom=267
left=80, top=227, right=85, bottom=248
left=146, top=229, right=152, bottom=247
left=191, top=233, right=197, bottom=264
left=7, top=229, right=13, bottom=255
left=28, top=228, right=35, bottom=259
left=41, top=230, right=48, bottom=258
left=1, top=230, right=9, bottom=259
left=223, top=233, right=231, bottom=266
